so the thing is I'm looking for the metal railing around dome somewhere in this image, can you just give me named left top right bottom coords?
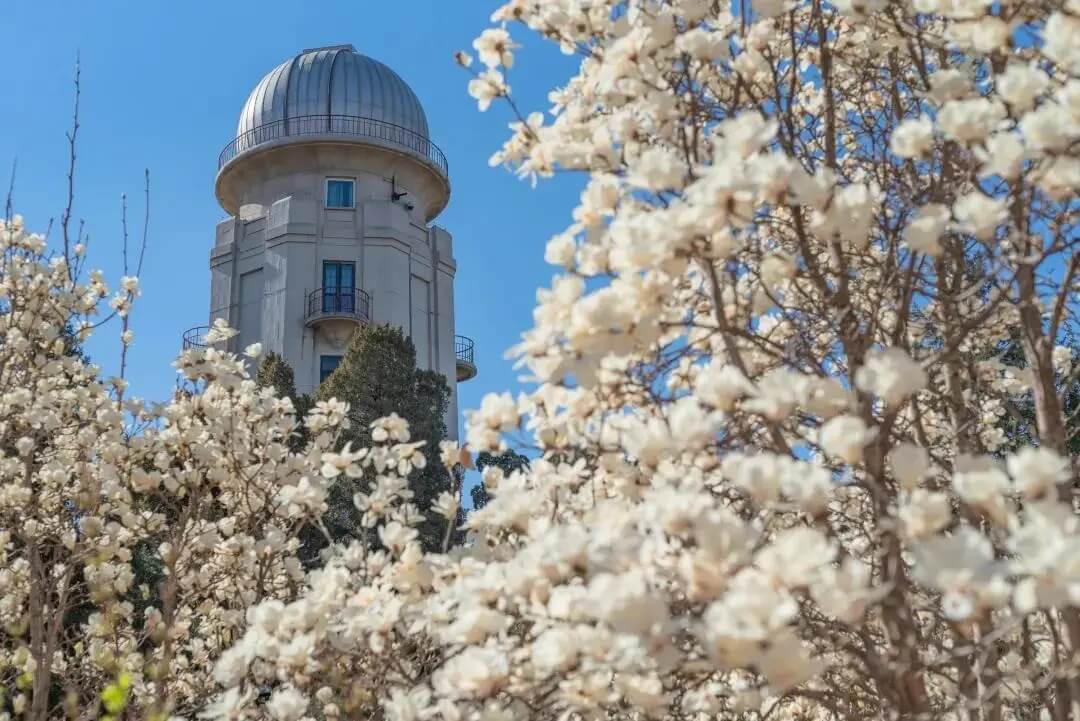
left=218, top=115, right=449, bottom=177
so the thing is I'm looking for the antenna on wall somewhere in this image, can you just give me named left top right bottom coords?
left=390, top=174, right=408, bottom=202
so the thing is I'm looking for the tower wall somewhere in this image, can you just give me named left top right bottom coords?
left=208, top=156, right=460, bottom=438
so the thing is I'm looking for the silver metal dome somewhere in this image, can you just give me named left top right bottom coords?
left=237, top=45, right=429, bottom=139
left=219, top=45, right=446, bottom=177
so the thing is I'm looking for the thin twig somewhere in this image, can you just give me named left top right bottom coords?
left=61, top=54, right=81, bottom=283
left=4, top=157, right=16, bottom=221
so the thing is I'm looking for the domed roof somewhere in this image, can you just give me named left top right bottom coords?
left=237, top=45, right=430, bottom=140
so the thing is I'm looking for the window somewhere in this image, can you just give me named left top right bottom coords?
left=320, top=355, right=343, bottom=383
left=326, top=178, right=355, bottom=208
left=322, top=261, right=355, bottom=314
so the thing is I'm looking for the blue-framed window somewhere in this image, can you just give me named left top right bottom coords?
left=320, top=355, right=343, bottom=383
left=326, top=178, right=355, bottom=208
left=322, top=261, right=355, bottom=314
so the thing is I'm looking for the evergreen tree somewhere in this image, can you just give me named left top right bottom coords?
left=254, top=351, right=311, bottom=452
left=317, top=325, right=452, bottom=551
left=992, top=331, right=1080, bottom=457
left=471, top=449, right=530, bottom=510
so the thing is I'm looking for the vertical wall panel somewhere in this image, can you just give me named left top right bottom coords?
left=411, top=275, right=432, bottom=370
left=238, top=269, right=264, bottom=354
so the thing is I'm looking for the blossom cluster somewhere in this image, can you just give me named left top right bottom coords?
left=210, top=0, right=1078, bottom=719
left=3, top=0, right=1079, bottom=719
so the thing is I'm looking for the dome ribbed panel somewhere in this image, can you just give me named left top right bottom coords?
left=235, top=47, right=430, bottom=140
left=332, top=51, right=361, bottom=119
left=288, top=49, right=331, bottom=120
left=237, top=58, right=291, bottom=136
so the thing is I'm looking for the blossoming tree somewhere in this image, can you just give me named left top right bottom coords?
left=209, top=1, right=1079, bottom=719
left=2, top=0, right=1079, bottom=719
left=0, top=217, right=434, bottom=719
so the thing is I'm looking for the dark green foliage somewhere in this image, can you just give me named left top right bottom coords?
left=60, top=320, right=90, bottom=363
left=470, top=483, right=490, bottom=512
left=471, top=450, right=530, bottom=510
left=992, top=331, right=1080, bottom=457
left=254, top=351, right=312, bottom=452
left=316, top=324, right=452, bottom=552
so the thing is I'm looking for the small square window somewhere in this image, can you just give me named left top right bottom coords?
left=326, top=179, right=355, bottom=209
left=320, top=355, right=343, bottom=383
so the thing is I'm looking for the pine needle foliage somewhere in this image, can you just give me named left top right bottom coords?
left=317, top=324, right=451, bottom=551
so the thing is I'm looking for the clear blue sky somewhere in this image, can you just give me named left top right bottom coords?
left=2, top=0, right=583, bottom=432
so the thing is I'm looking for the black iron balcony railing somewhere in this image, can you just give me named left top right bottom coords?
left=218, top=114, right=449, bottom=177
left=306, top=286, right=372, bottom=325
left=455, top=334, right=477, bottom=381
left=182, top=325, right=209, bottom=350
left=455, top=335, right=475, bottom=366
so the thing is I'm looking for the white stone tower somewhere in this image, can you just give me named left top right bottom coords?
left=185, top=45, right=475, bottom=438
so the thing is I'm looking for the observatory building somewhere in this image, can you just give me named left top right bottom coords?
left=185, top=44, right=475, bottom=437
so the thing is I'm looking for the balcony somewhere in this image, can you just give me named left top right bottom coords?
left=306, top=286, right=372, bottom=328
left=182, top=325, right=209, bottom=350
left=455, top=335, right=477, bottom=382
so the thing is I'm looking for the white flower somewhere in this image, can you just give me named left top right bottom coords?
left=544, top=232, right=576, bottom=268
left=676, top=27, right=730, bottom=60
left=702, top=569, right=799, bottom=667
left=952, top=456, right=1010, bottom=524
left=1043, top=12, right=1080, bottom=75
left=432, top=646, right=510, bottom=699
left=925, top=68, right=971, bottom=104
left=1040, top=156, right=1080, bottom=200
left=1053, top=345, right=1074, bottom=375
left=832, top=0, right=888, bottom=15
left=904, top=203, right=949, bottom=255
left=1006, top=447, right=1069, bottom=498
left=722, top=453, right=782, bottom=503
left=755, top=527, right=834, bottom=589
left=811, top=558, right=881, bottom=623
left=854, top=347, right=926, bottom=406
left=953, top=193, right=1007, bottom=240
left=268, top=686, right=308, bottom=721
left=696, top=362, right=751, bottom=411
left=587, top=572, right=668, bottom=635
left=976, top=132, right=1026, bottom=180
left=628, top=146, right=687, bottom=191
left=667, top=396, right=721, bottom=451
left=384, top=687, right=433, bottom=721
left=14, top=436, right=35, bottom=457
left=468, top=69, right=508, bottom=111
left=243, top=342, right=262, bottom=358
left=899, top=489, right=952, bottom=539
left=433, top=491, right=459, bottom=520
left=967, top=16, right=1010, bottom=53
left=819, top=415, right=877, bottom=464
left=889, top=442, right=930, bottom=490
left=996, top=63, right=1048, bottom=111
left=379, top=521, right=419, bottom=552
left=909, top=527, right=1010, bottom=620
left=531, top=628, right=580, bottom=676
left=1019, top=103, right=1072, bottom=152
left=473, top=28, right=519, bottom=69
left=199, top=687, right=255, bottom=720
left=938, top=98, right=1001, bottom=144
left=445, top=604, right=509, bottom=644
